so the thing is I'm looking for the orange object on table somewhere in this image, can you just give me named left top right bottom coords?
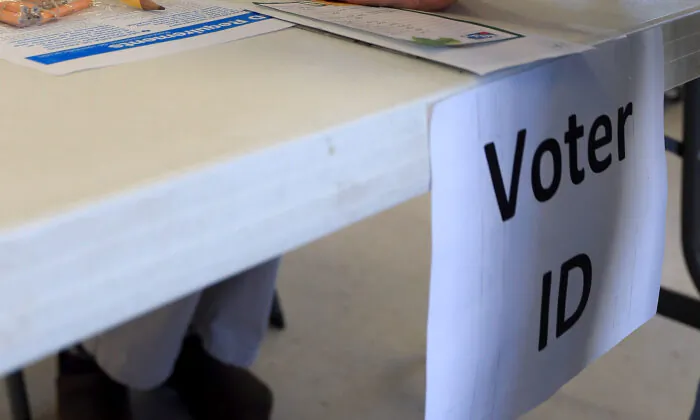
left=39, top=0, right=91, bottom=22
left=0, top=1, right=39, bottom=14
left=0, top=8, right=29, bottom=26
left=0, top=0, right=90, bottom=26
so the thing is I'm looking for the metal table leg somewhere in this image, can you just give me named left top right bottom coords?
left=658, top=80, right=700, bottom=328
left=5, top=370, right=31, bottom=420
left=682, top=79, right=700, bottom=291
left=658, top=287, right=700, bottom=329
left=269, top=290, right=286, bottom=330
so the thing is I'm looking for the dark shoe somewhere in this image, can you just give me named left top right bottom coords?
left=168, top=336, right=273, bottom=420
left=57, top=347, right=133, bottom=420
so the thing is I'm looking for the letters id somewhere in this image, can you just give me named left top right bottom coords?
left=538, top=253, right=593, bottom=351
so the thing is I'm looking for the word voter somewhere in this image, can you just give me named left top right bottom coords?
left=485, top=103, right=634, bottom=221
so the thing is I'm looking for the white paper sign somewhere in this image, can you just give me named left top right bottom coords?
left=427, top=28, right=666, bottom=420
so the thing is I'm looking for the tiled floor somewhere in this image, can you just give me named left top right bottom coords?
left=2, top=102, right=698, bottom=420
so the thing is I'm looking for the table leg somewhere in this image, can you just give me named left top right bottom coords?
left=657, top=83, right=700, bottom=328
left=269, top=290, right=286, bottom=330
left=683, top=79, right=700, bottom=291
left=658, top=287, right=700, bottom=329
left=5, top=370, right=31, bottom=420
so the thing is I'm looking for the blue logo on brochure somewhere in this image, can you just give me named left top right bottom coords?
left=466, top=31, right=495, bottom=40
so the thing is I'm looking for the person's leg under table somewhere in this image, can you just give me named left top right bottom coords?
left=82, top=293, right=202, bottom=390
left=58, top=292, right=202, bottom=420
left=170, top=258, right=281, bottom=420
left=57, top=258, right=281, bottom=420
left=192, top=258, right=280, bottom=368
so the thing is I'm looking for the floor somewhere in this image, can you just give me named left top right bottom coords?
left=2, top=102, right=699, bottom=419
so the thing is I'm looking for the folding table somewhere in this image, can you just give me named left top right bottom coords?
left=1, top=2, right=700, bottom=419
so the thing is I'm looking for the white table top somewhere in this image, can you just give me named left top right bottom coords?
left=0, top=0, right=699, bottom=375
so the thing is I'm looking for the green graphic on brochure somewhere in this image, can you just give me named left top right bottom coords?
left=411, top=37, right=461, bottom=46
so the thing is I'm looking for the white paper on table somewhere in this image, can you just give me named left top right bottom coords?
left=427, top=27, right=665, bottom=420
left=250, top=1, right=591, bottom=76
left=449, top=0, right=700, bottom=43
left=0, top=0, right=292, bottom=75
left=256, top=1, right=518, bottom=46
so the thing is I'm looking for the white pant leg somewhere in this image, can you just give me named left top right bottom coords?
left=192, top=258, right=281, bottom=368
left=82, top=292, right=201, bottom=390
